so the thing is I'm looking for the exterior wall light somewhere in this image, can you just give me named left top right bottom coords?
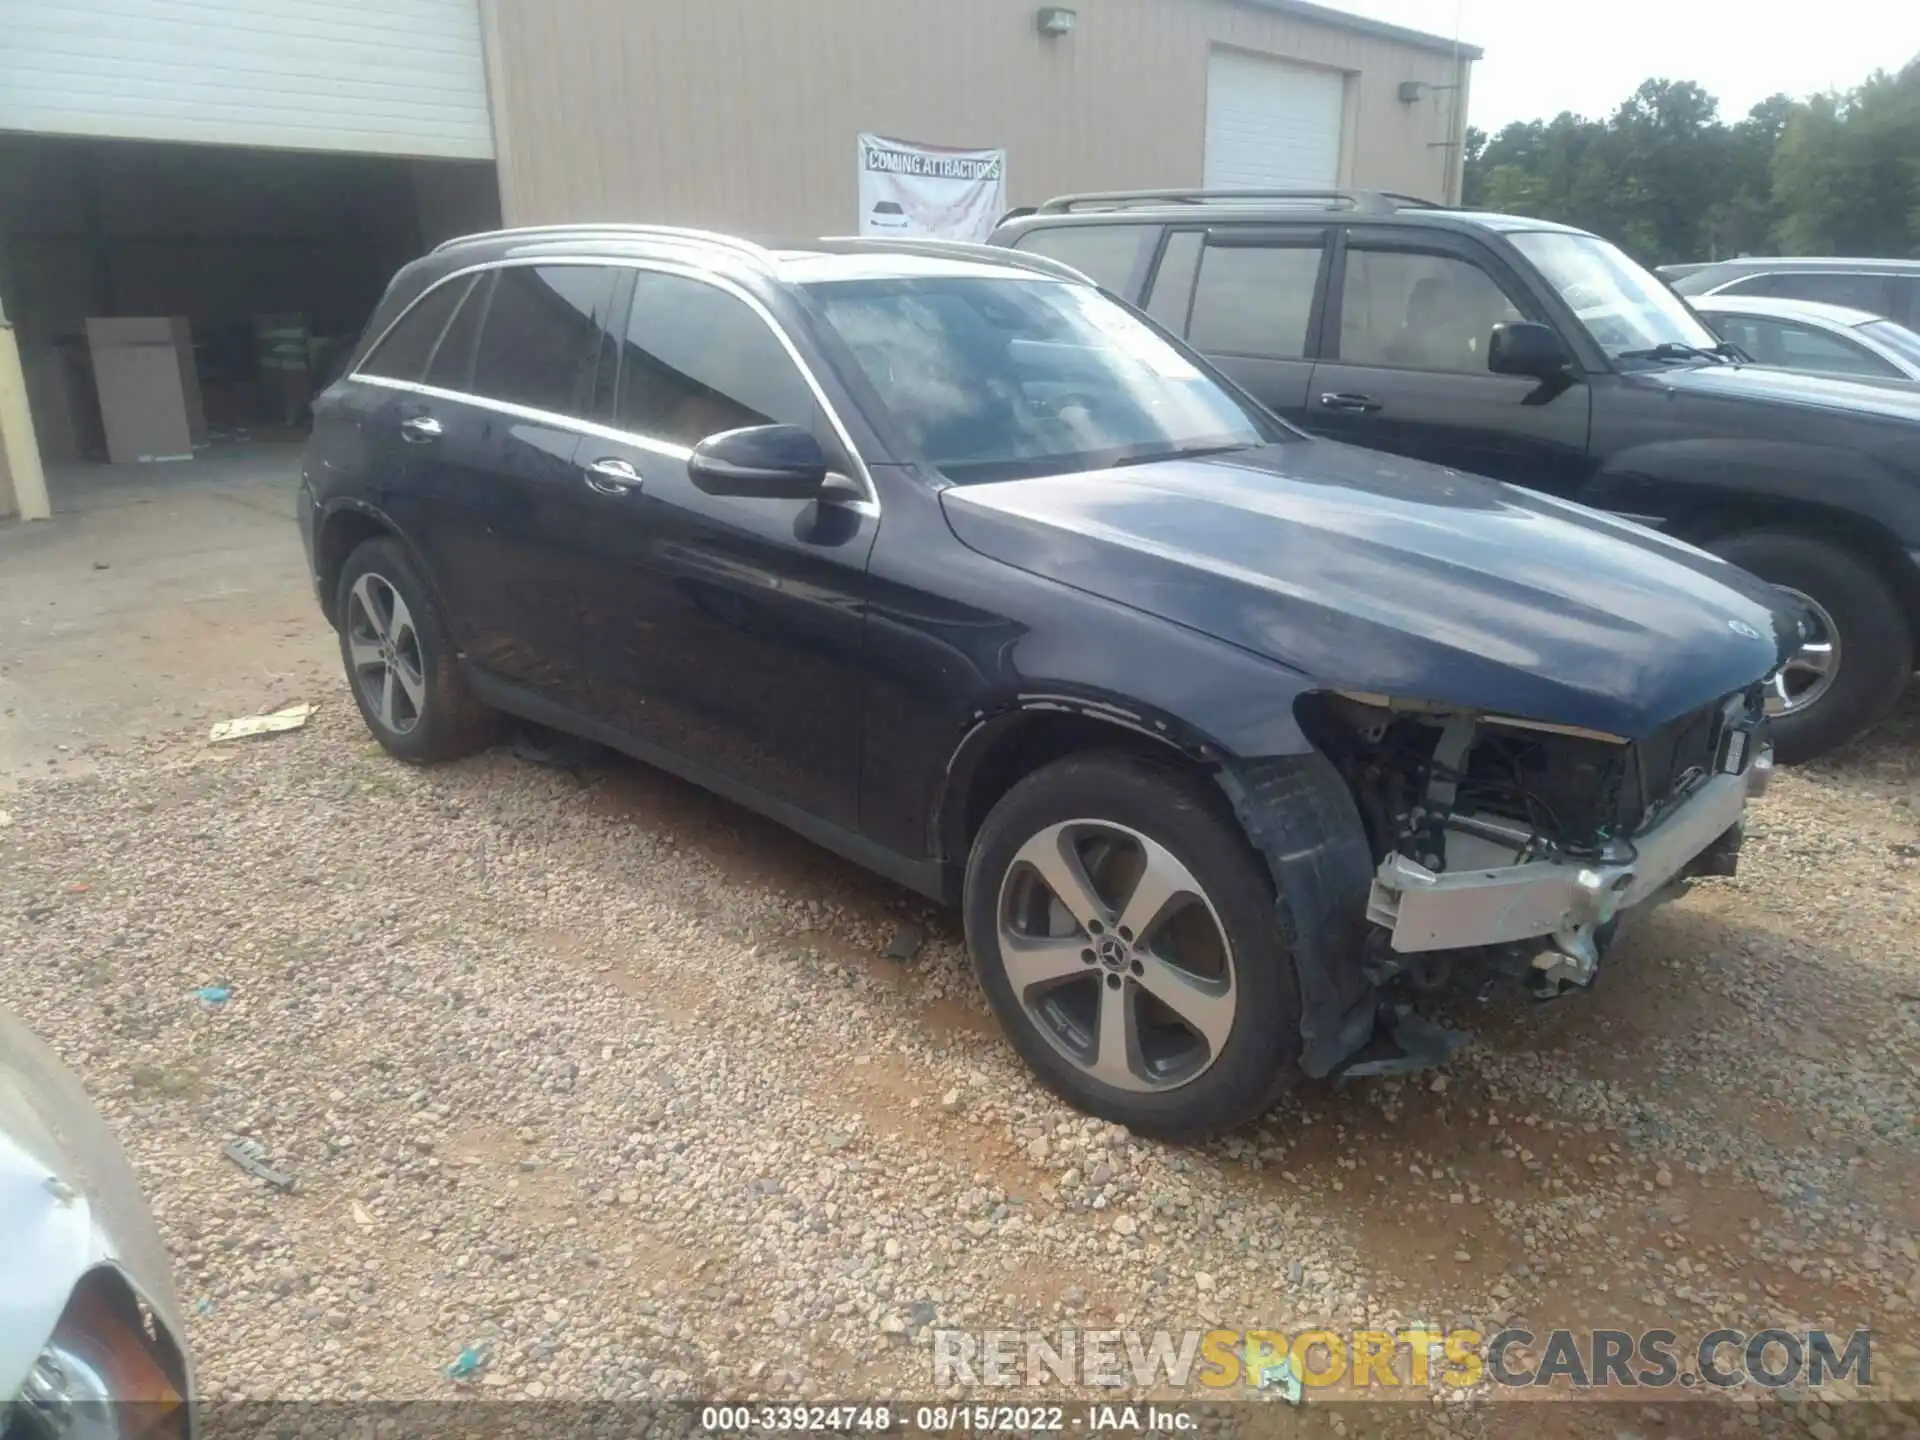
left=1036, top=7, right=1077, bottom=36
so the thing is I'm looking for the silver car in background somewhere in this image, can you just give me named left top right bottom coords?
left=1692, top=294, right=1920, bottom=388
left=1659, top=255, right=1920, bottom=327
left=1, top=1010, right=195, bottom=1440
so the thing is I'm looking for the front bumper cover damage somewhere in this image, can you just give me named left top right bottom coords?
left=1366, top=743, right=1773, bottom=997
left=1224, top=717, right=1773, bottom=1079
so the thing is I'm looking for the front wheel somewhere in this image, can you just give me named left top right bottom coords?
left=962, top=753, right=1300, bottom=1141
left=1707, top=532, right=1913, bottom=764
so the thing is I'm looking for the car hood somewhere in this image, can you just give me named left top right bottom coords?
left=0, top=1010, right=191, bottom=1405
left=1641, top=360, right=1920, bottom=420
left=939, top=440, right=1801, bottom=738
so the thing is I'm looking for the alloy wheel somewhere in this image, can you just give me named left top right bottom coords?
left=345, top=573, right=427, bottom=735
left=1767, top=586, right=1840, bottom=717
left=995, top=820, right=1236, bottom=1093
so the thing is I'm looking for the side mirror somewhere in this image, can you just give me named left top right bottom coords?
left=687, top=424, right=830, bottom=499
left=1487, top=321, right=1572, bottom=380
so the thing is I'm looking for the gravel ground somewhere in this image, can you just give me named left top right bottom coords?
left=4, top=658, right=1919, bottom=1436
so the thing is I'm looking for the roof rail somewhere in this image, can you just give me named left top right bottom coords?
left=809, top=235, right=1092, bottom=284
left=1032, top=188, right=1439, bottom=216
left=431, top=223, right=777, bottom=268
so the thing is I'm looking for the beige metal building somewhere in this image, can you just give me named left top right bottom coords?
left=484, top=0, right=1479, bottom=234
left=0, top=0, right=1474, bottom=502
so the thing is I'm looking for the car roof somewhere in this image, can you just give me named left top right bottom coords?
left=771, top=248, right=1064, bottom=284
left=417, top=226, right=1089, bottom=286
left=1691, top=295, right=1884, bottom=327
left=1687, top=256, right=1920, bottom=275
left=995, top=191, right=1597, bottom=240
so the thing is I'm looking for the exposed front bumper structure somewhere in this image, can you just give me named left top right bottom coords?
left=1366, top=743, right=1773, bottom=975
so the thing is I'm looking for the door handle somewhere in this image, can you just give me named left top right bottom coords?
left=583, top=457, right=641, bottom=496
left=1318, top=392, right=1382, bottom=415
left=400, top=414, right=443, bottom=442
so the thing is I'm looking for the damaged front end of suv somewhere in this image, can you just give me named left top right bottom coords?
left=1306, top=686, right=1773, bottom=1005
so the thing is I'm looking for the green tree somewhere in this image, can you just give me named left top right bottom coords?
left=1459, top=66, right=1920, bottom=264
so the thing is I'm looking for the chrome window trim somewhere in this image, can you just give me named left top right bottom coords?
left=350, top=254, right=878, bottom=507
left=355, top=373, right=695, bottom=461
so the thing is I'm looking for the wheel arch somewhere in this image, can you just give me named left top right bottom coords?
left=1665, top=497, right=1920, bottom=636
left=313, top=502, right=447, bottom=631
left=1590, top=442, right=1920, bottom=633
left=932, top=697, right=1221, bottom=880
left=934, top=694, right=1381, bottom=1080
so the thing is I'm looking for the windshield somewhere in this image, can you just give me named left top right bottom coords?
left=1861, top=319, right=1920, bottom=370
left=1510, top=230, right=1723, bottom=359
left=801, top=275, right=1277, bottom=484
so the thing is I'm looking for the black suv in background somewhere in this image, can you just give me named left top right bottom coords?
left=992, top=190, right=1920, bottom=763
left=302, top=225, right=1790, bottom=1137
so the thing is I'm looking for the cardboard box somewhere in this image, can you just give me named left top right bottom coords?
left=84, top=316, right=206, bottom=465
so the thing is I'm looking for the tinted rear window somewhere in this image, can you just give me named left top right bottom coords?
left=358, top=276, right=471, bottom=382
left=1186, top=241, right=1323, bottom=359
left=469, top=265, right=622, bottom=419
left=1012, top=224, right=1158, bottom=296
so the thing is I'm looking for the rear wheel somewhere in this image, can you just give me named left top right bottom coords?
left=1707, top=532, right=1913, bottom=764
left=963, top=753, right=1300, bottom=1141
left=335, top=538, right=498, bottom=763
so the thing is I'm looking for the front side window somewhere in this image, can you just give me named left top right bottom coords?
left=803, top=275, right=1278, bottom=485
left=1185, top=240, right=1323, bottom=360
left=1013, top=224, right=1159, bottom=296
left=1510, top=230, right=1721, bottom=360
left=615, top=273, right=816, bottom=447
left=469, top=265, right=621, bottom=419
left=1338, top=249, right=1522, bottom=373
left=358, top=276, right=472, bottom=382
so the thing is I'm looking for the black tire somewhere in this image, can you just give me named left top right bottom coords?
left=334, top=537, right=498, bottom=763
left=962, top=752, right=1300, bottom=1141
left=1707, top=532, right=1913, bottom=765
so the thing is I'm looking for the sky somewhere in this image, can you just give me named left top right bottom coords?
left=1333, top=0, right=1915, bottom=130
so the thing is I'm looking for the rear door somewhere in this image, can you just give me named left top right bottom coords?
left=1145, top=225, right=1331, bottom=422
left=1305, top=226, right=1592, bottom=493
left=390, top=262, right=625, bottom=695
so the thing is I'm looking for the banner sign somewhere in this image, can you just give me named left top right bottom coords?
left=857, top=133, right=1008, bottom=242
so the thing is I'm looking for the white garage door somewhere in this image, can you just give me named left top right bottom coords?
left=0, top=0, right=493, bottom=159
left=1204, top=48, right=1345, bottom=190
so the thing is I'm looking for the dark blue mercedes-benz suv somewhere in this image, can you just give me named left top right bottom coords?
left=299, top=225, right=1794, bottom=1138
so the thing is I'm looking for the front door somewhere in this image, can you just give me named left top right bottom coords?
left=1306, top=227, right=1592, bottom=495
left=564, top=268, right=877, bottom=830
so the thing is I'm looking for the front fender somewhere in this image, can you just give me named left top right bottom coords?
left=1590, top=436, right=1920, bottom=549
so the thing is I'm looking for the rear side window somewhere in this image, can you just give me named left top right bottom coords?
left=1144, top=231, right=1203, bottom=332
left=423, top=271, right=492, bottom=392
left=470, top=265, right=622, bottom=419
left=1013, top=224, right=1158, bottom=297
left=1186, top=239, right=1324, bottom=359
left=358, top=276, right=471, bottom=382
left=1729, top=271, right=1896, bottom=314
left=614, top=273, right=814, bottom=447
left=1896, top=277, right=1920, bottom=328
